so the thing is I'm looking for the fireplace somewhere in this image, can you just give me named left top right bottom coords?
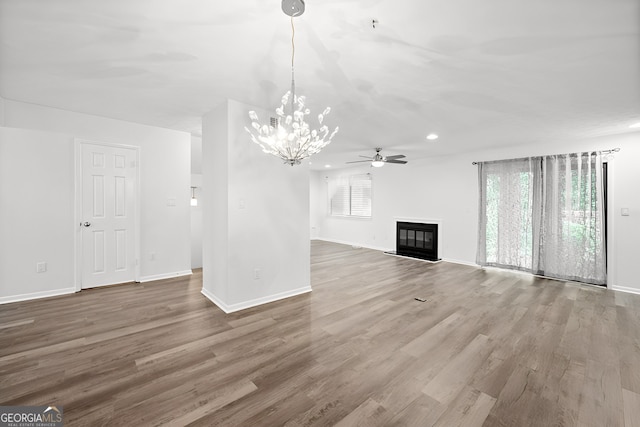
left=396, top=221, right=440, bottom=261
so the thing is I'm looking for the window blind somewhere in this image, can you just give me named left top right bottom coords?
left=328, top=173, right=372, bottom=217
left=329, top=176, right=350, bottom=216
left=349, top=174, right=372, bottom=217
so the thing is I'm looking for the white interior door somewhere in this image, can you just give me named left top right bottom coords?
left=81, top=143, right=137, bottom=289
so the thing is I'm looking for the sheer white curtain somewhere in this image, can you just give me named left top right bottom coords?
left=477, top=158, right=536, bottom=272
left=477, top=152, right=606, bottom=285
left=534, top=153, right=606, bottom=283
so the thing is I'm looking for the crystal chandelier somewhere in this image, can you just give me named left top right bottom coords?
left=245, top=0, right=338, bottom=166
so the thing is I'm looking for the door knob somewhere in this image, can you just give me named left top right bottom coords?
left=82, top=222, right=91, bottom=227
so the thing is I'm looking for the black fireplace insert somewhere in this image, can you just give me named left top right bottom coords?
left=396, top=222, right=439, bottom=261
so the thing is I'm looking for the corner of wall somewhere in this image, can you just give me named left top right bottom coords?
left=202, top=102, right=230, bottom=302
left=201, top=285, right=311, bottom=314
left=201, top=99, right=311, bottom=310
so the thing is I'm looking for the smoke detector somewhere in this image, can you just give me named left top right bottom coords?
left=282, top=0, right=305, bottom=17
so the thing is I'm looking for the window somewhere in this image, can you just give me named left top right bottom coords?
left=477, top=153, right=606, bottom=285
left=328, top=173, right=372, bottom=217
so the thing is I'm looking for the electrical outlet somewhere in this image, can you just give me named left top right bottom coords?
left=36, top=262, right=47, bottom=273
left=254, top=269, right=260, bottom=279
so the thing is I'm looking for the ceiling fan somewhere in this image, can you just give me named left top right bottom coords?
left=346, top=148, right=407, bottom=167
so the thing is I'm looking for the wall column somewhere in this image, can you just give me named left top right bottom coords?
left=201, top=99, right=311, bottom=313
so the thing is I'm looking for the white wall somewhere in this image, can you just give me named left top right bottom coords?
left=191, top=173, right=203, bottom=269
left=1, top=100, right=192, bottom=302
left=309, top=171, right=322, bottom=240
left=0, top=97, right=5, bottom=126
left=202, top=101, right=229, bottom=304
left=314, top=158, right=476, bottom=261
left=314, top=133, right=640, bottom=293
left=0, top=128, right=76, bottom=302
left=191, top=135, right=202, bottom=174
left=607, top=134, right=640, bottom=293
left=202, top=99, right=310, bottom=313
left=190, top=135, right=203, bottom=269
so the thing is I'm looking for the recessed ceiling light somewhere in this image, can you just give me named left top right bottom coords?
left=426, top=133, right=439, bottom=140
left=324, top=164, right=331, bottom=168
left=630, top=122, right=640, bottom=129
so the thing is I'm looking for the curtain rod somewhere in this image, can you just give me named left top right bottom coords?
left=471, top=148, right=620, bottom=165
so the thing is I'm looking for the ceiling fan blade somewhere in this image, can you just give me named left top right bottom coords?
left=346, top=160, right=374, bottom=164
left=384, top=154, right=406, bottom=160
left=385, top=159, right=408, bottom=164
left=358, top=155, right=374, bottom=159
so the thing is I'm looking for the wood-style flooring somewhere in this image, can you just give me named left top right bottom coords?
left=2, top=240, right=640, bottom=426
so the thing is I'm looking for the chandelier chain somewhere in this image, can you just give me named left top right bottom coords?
left=290, top=17, right=296, bottom=109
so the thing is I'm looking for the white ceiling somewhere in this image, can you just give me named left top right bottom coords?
left=1, top=0, right=638, bottom=169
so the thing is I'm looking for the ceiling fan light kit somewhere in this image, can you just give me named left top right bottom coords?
left=245, top=0, right=339, bottom=166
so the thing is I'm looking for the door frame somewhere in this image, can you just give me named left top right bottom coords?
left=605, top=158, right=616, bottom=289
left=74, top=138, right=141, bottom=291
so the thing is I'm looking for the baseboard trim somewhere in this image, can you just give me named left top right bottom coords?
left=0, top=287, right=76, bottom=305
left=314, top=238, right=478, bottom=267
left=383, top=251, right=442, bottom=263
left=611, top=285, right=640, bottom=295
left=313, top=238, right=390, bottom=253
left=139, top=270, right=192, bottom=283
left=201, top=286, right=312, bottom=314
left=442, top=258, right=478, bottom=267
left=200, top=288, right=227, bottom=312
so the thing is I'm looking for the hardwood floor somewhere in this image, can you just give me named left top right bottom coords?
left=2, top=240, right=640, bottom=426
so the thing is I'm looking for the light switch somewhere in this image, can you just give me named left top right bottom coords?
left=621, top=208, right=630, bottom=216
left=239, top=199, right=246, bottom=209
left=167, top=198, right=176, bottom=206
